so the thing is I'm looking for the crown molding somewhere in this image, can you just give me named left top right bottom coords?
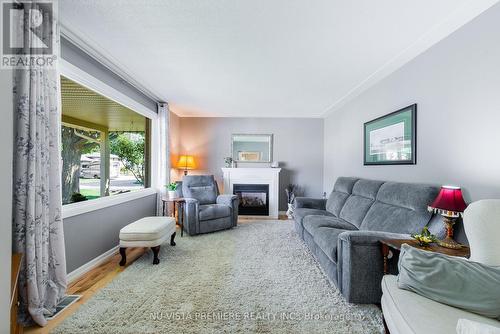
left=321, top=0, right=500, bottom=118
left=60, top=23, right=164, bottom=103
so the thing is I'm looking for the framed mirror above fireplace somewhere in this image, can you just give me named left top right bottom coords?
left=231, top=134, right=273, bottom=163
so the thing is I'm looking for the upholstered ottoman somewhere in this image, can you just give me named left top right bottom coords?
left=119, top=216, right=176, bottom=265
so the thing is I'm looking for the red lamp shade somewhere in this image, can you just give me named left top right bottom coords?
left=428, top=186, right=467, bottom=217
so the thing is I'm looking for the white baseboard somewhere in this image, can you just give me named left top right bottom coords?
left=67, top=245, right=119, bottom=283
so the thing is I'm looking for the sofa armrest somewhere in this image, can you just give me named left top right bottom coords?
left=339, top=230, right=409, bottom=246
left=294, top=197, right=327, bottom=210
left=337, top=230, right=409, bottom=303
left=217, top=194, right=239, bottom=226
left=183, top=198, right=200, bottom=235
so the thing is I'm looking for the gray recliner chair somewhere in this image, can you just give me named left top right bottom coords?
left=179, top=175, right=238, bottom=235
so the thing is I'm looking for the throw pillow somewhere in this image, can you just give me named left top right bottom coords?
left=397, top=244, right=500, bottom=320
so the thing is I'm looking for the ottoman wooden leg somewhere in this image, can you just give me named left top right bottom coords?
left=170, top=232, right=176, bottom=246
left=151, top=246, right=160, bottom=265
left=119, top=247, right=127, bottom=266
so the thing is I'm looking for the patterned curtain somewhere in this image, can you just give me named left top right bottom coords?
left=157, top=102, right=171, bottom=214
left=12, top=1, right=67, bottom=327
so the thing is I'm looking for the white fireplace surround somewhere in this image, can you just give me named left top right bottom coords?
left=221, top=168, right=281, bottom=219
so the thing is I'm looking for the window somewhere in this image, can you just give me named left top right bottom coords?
left=60, top=76, right=151, bottom=205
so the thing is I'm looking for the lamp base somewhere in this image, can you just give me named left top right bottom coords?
left=438, top=216, right=463, bottom=249
left=438, top=237, right=463, bottom=249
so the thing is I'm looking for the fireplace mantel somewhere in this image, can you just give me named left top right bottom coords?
left=221, top=168, right=281, bottom=219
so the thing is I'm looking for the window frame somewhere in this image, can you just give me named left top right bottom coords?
left=60, top=59, right=160, bottom=219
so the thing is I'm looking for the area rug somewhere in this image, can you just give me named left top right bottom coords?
left=52, top=220, right=383, bottom=333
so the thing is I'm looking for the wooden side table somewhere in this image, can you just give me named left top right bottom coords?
left=162, top=197, right=186, bottom=237
left=380, top=239, right=470, bottom=274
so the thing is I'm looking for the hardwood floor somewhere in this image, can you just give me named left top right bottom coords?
left=24, top=217, right=289, bottom=333
left=24, top=247, right=147, bottom=334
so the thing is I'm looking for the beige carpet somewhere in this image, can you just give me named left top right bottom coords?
left=52, top=220, right=383, bottom=333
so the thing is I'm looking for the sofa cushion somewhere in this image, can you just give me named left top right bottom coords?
left=339, top=179, right=384, bottom=228
left=376, top=182, right=439, bottom=212
left=294, top=208, right=333, bottom=226
left=303, top=215, right=357, bottom=233
left=339, top=196, right=374, bottom=228
left=312, top=227, right=347, bottom=262
left=325, top=192, right=350, bottom=217
left=199, top=204, right=231, bottom=221
left=351, top=179, right=384, bottom=199
left=360, top=182, right=438, bottom=233
left=381, top=275, right=500, bottom=334
left=326, top=177, right=358, bottom=217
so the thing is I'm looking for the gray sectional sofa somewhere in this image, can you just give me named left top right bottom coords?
left=294, top=177, right=443, bottom=304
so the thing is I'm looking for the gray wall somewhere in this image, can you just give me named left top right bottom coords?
left=323, top=3, right=500, bottom=202
left=178, top=117, right=324, bottom=210
left=63, top=194, right=157, bottom=273
left=0, top=69, right=13, bottom=333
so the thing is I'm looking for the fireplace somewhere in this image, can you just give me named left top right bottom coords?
left=222, top=168, right=281, bottom=218
left=233, top=184, right=269, bottom=216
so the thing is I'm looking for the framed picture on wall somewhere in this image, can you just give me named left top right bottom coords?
left=364, top=104, right=416, bottom=165
left=238, top=151, right=261, bottom=161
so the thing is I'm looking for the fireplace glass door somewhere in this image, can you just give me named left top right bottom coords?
left=233, top=184, right=269, bottom=216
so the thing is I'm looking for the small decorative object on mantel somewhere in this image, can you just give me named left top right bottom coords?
left=167, top=182, right=178, bottom=199
left=428, top=185, right=468, bottom=249
left=271, top=161, right=279, bottom=168
left=364, top=104, right=416, bottom=165
left=224, top=157, right=233, bottom=168
left=411, top=227, right=437, bottom=247
left=285, top=184, right=297, bottom=219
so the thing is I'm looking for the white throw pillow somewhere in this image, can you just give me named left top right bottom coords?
left=457, top=319, right=500, bottom=334
left=463, top=200, right=500, bottom=267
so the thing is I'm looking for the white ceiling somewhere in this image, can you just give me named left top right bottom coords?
left=60, top=0, right=498, bottom=118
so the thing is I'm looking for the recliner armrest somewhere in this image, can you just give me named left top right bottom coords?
left=216, top=194, right=239, bottom=227
left=183, top=198, right=200, bottom=235
left=337, top=230, right=409, bottom=303
left=183, top=197, right=200, bottom=206
left=294, top=197, right=327, bottom=210
left=216, top=194, right=238, bottom=207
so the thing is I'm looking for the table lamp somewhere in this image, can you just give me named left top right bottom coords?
left=177, top=155, right=196, bottom=175
left=428, top=185, right=468, bottom=249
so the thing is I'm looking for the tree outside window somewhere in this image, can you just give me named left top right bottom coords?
left=60, top=76, right=150, bottom=205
